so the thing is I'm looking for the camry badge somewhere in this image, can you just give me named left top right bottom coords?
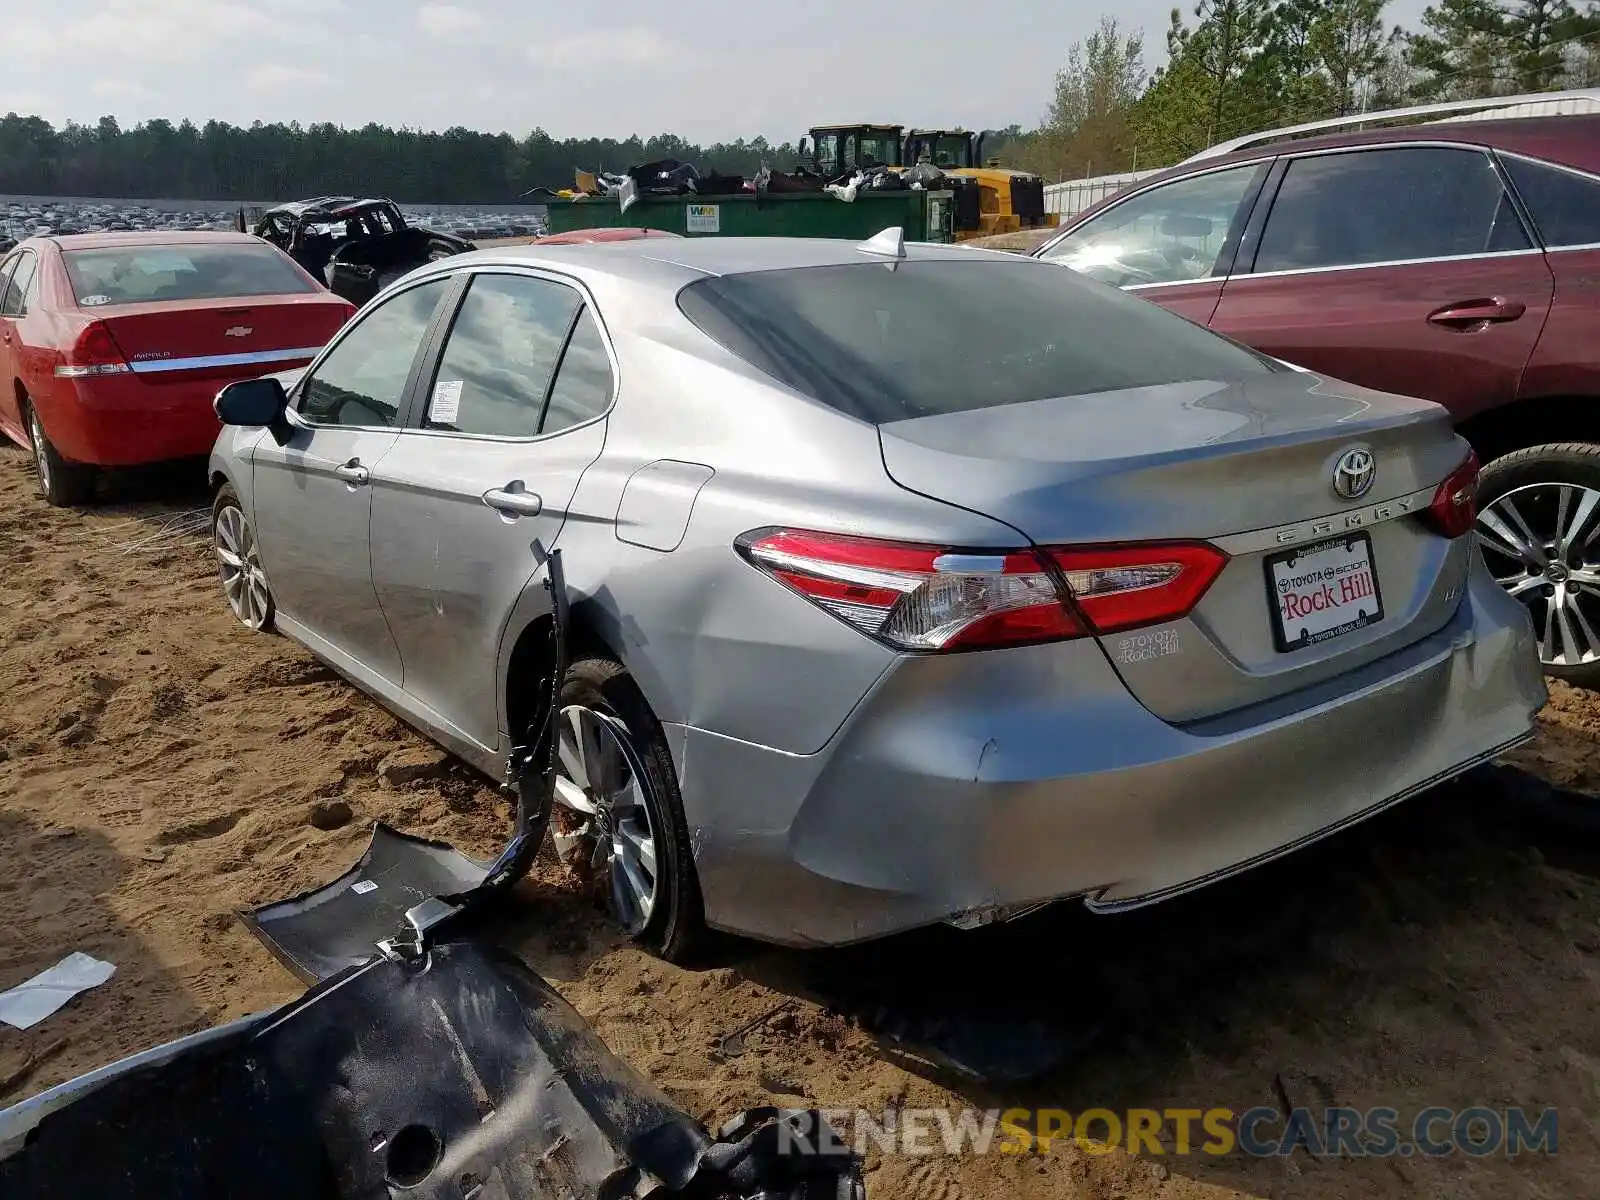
left=1332, top=446, right=1376, bottom=500
left=224, top=326, right=252, bottom=338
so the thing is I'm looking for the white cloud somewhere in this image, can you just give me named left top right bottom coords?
left=13, top=0, right=273, bottom=63
left=528, top=27, right=680, bottom=69
left=247, top=64, right=332, bottom=92
left=416, top=4, right=486, bottom=38
left=90, top=80, right=157, bottom=102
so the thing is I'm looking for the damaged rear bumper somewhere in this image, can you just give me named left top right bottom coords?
left=680, top=551, right=1547, bottom=947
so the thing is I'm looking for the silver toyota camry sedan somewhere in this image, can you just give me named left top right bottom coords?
left=206, top=231, right=1547, bottom=960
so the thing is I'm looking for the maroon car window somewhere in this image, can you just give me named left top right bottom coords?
left=1253, top=147, right=1530, bottom=274
left=1501, top=155, right=1600, bottom=248
left=1039, top=163, right=1267, bottom=287
left=61, top=243, right=320, bottom=307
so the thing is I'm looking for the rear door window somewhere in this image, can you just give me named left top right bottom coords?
left=677, top=257, right=1282, bottom=424
left=1252, top=146, right=1530, bottom=274
left=541, top=308, right=614, bottom=433
left=1500, top=154, right=1600, bottom=248
left=1039, top=163, right=1268, bottom=288
left=0, top=251, right=30, bottom=317
left=422, top=273, right=584, bottom=438
left=4, top=251, right=39, bottom=316
left=61, top=242, right=320, bottom=306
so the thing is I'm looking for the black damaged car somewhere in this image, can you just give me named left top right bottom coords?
left=244, top=196, right=475, bottom=306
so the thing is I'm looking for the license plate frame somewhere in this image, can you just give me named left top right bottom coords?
left=1264, top=532, right=1385, bottom=653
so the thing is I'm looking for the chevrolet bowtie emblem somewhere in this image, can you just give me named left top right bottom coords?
left=224, top=326, right=252, bottom=337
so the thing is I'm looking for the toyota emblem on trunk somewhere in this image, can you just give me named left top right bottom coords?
left=1332, top=446, right=1376, bottom=500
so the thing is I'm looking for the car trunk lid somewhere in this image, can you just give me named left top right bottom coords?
left=95, top=294, right=351, bottom=384
left=877, top=372, right=1474, bottom=721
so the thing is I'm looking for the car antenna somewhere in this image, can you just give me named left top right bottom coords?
left=856, top=226, right=906, bottom=265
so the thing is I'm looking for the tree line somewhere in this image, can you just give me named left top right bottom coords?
left=0, top=117, right=801, bottom=203
left=1010, top=0, right=1600, bottom=180
left=1, top=0, right=1598, bottom=202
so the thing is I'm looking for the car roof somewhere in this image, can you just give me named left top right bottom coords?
left=264, top=197, right=395, bottom=219
left=434, top=234, right=1008, bottom=284
left=35, top=231, right=282, bottom=252
left=1125, top=114, right=1600, bottom=193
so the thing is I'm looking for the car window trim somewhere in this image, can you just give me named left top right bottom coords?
left=292, top=273, right=461, bottom=433
left=1115, top=160, right=1277, bottom=292
left=393, top=264, right=621, bottom=446
left=1233, top=140, right=1538, bottom=278
left=6, top=250, right=38, bottom=317
left=1033, top=155, right=1279, bottom=262
left=1493, top=148, right=1600, bottom=252
left=0, top=250, right=33, bottom=318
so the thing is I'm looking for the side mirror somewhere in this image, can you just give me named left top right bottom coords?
left=215, top=377, right=292, bottom=444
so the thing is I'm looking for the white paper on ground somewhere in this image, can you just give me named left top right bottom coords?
left=0, top=952, right=116, bottom=1030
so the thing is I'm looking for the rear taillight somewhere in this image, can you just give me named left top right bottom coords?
left=1420, top=450, right=1479, bottom=539
left=737, top=528, right=1228, bottom=652
left=54, top=322, right=131, bottom=378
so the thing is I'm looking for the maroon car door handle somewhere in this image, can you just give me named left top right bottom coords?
left=1428, top=298, right=1527, bottom=328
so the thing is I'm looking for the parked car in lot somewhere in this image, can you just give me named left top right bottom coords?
left=207, top=233, right=1546, bottom=959
left=1031, top=95, right=1600, bottom=683
left=0, top=232, right=354, bottom=505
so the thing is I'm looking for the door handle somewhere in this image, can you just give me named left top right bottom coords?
left=482, top=483, right=543, bottom=517
left=333, top=459, right=370, bottom=485
left=1428, top=298, right=1526, bottom=329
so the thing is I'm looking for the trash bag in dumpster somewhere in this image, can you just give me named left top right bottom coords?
left=0, top=545, right=869, bottom=1200
left=628, top=159, right=701, bottom=197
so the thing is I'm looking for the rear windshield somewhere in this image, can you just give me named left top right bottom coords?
left=62, top=243, right=318, bottom=307
left=676, top=258, right=1282, bottom=423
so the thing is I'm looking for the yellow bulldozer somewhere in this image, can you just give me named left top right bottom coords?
left=796, top=124, right=1060, bottom=242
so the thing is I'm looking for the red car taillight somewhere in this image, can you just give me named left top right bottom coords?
left=54, top=322, right=131, bottom=379
left=1420, top=450, right=1479, bottom=539
left=736, top=528, right=1228, bottom=652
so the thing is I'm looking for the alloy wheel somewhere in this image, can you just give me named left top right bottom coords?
left=551, top=703, right=661, bottom=935
left=1477, top=481, right=1600, bottom=669
left=213, top=503, right=273, bottom=630
left=27, top=408, right=50, bottom=497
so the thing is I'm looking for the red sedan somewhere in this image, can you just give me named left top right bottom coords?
left=0, top=231, right=354, bottom=505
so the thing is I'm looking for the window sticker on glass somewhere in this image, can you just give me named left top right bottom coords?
left=81, top=294, right=110, bottom=306
left=429, top=378, right=464, bottom=424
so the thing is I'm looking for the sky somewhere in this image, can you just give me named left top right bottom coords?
left=6, top=0, right=1434, bottom=145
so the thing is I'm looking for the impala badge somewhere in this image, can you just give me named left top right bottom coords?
left=224, top=326, right=252, bottom=338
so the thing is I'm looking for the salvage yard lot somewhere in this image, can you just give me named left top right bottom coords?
left=3, top=445, right=1600, bottom=1200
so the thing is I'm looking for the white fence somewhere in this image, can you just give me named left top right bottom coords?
left=1043, top=169, right=1160, bottom=218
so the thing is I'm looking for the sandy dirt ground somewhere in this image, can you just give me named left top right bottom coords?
left=3, top=446, right=1600, bottom=1199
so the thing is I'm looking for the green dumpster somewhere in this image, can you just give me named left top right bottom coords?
left=542, top=188, right=956, bottom=242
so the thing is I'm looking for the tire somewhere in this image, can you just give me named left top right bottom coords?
left=549, top=656, right=704, bottom=962
left=211, top=483, right=277, bottom=632
left=23, top=400, right=96, bottom=507
left=1476, top=442, right=1600, bottom=687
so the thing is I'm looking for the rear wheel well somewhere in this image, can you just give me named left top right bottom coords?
left=1457, top=397, right=1600, bottom=464
left=503, top=605, right=614, bottom=743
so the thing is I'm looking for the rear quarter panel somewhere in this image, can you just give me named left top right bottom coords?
left=549, top=319, right=1027, bottom=757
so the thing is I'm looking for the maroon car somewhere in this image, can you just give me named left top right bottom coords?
left=1032, top=102, right=1600, bottom=683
